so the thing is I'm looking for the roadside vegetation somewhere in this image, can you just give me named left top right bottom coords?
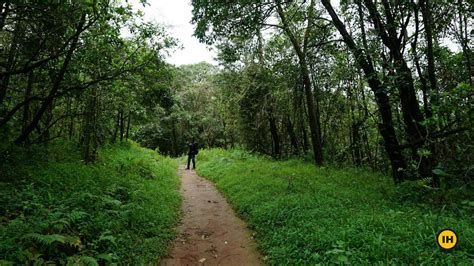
left=197, top=149, right=474, bottom=264
left=0, top=142, right=180, bottom=264
left=1, top=1, right=472, bottom=264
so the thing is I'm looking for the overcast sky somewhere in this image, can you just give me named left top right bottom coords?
left=129, top=0, right=217, bottom=66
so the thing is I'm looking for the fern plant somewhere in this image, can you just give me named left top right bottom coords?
left=23, top=233, right=81, bottom=248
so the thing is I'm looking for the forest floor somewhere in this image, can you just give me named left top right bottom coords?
left=160, top=166, right=261, bottom=266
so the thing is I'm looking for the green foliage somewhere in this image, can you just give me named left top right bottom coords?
left=190, top=0, right=473, bottom=185
left=197, top=149, right=474, bottom=264
left=0, top=141, right=180, bottom=264
left=0, top=1, right=176, bottom=161
left=134, top=62, right=226, bottom=156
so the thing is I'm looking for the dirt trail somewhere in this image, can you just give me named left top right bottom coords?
left=160, top=167, right=262, bottom=266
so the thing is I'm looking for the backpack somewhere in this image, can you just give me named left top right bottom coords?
left=194, top=143, right=199, bottom=155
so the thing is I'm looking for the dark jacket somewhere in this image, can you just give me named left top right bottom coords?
left=187, top=142, right=198, bottom=156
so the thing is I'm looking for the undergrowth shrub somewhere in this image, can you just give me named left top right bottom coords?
left=0, top=141, right=180, bottom=264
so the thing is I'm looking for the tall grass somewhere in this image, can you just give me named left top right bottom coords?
left=197, top=148, right=474, bottom=264
left=0, top=141, right=180, bottom=264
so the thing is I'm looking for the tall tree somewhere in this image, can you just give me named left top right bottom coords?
left=192, top=0, right=326, bottom=165
left=322, top=0, right=409, bottom=182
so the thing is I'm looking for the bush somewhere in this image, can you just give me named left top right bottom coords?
left=0, top=141, right=180, bottom=264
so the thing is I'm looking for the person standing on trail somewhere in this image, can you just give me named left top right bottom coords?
left=186, top=139, right=198, bottom=170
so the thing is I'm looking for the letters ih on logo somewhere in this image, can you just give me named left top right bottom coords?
left=436, top=229, right=458, bottom=251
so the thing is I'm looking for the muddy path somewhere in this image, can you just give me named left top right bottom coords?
left=160, top=167, right=262, bottom=266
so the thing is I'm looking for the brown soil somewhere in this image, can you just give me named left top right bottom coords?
left=160, top=167, right=262, bottom=266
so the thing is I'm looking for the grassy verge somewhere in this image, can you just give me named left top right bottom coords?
left=197, top=149, right=474, bottom=264
left=0, top=141, right=180, bottom=264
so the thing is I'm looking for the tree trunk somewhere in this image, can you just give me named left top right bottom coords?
left=21, top=71, right=34, bottom=142
left=222, top=120, right=227, bottom=148
left=300, top=115, right=309, bottom=154
left=322, top=0, right=407, bottom=182
left=351, top=123, right=362, bottom=166
left=412, top=4, right=431, bottom=118
left=348, top=79, right=362, bottom=166
left=420, top=0, right=438, bottom=97
left=0, top=19, right=22, bottom=106
left=82, top=85, right=98, bottom=163
left=363, top=0, right=432, bottom=179
left=302, top=63, right=324, bottom=165
left=286, top=116, right=299, bottom=154
left=171, top=119, right=178, bottom=156
left=276, top=0, right=323, bottom=165
left=66, top=96, right=75, bottom=140
left=125, top=111, right=131, bottom=140
left=119, top=107, right=124, bottom=142
left=420, top=0, right=439, bottom=186
left=41, top=99, right=54, bottom=143
left=456, top=0, right=472, bottom=85
left=15, top=13, right=86, bottom=144
left=111, top=108, right=120, bottom=143
left=268, top=112, right=280, bottom=158
left=358, top=72, right=374, bottom=167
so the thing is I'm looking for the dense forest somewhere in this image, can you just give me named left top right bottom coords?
left=0, top=0, right=472, bottom=264
left=2, top=0, right=472, bottom=182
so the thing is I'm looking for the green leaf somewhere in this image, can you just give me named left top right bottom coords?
left=337, top=255, right=349, bottom=263
left=96, top=253, right=113, bottom=261
left=79, top=256, right=99, bottom=266
left=432, top=168, right=450, bottom=176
